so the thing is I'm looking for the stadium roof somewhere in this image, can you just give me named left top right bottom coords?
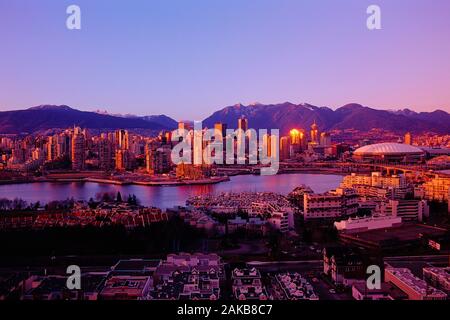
left=354, top=143, right=424, bottom=155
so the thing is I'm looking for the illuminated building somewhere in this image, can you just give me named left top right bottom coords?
left=375, top=199, right=429, bottom=222
left=178, top=121, right=192, bottom=131
left=310, top=121, right=319, bottom=145
left=176, top=163, right=212, bottom=180
left=353, top=143, right=424, bottom=163
left=422, top=175, right=450, bottom=201
left=115, top=129, right=129, bottom=150
left=115, top=149, right=134, bottom=171
left=303, top=188, right=358, bottom=220
left=342, top=172, right=407, bottom=189
left=71, top=127, right=86, bottom=170
left=214, top=122, right=227, bottom=140
left=405, top=132, right=412, bottom=145
left=289, top=129, right=305, bottom=154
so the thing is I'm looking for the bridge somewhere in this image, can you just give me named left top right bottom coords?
left=282, top=161, right=450, bottom=178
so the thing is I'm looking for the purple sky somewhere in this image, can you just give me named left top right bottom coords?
left=1, top=0, right=450, bottom=120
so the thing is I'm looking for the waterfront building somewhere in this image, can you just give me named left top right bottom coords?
left=115, top=129, right=129, bottom=150
left=353, top=143, right=424, bottom=163
left=279, top=136, right=291, bottom=161
left=384, top=268, right=447, bottom=300
left=303, top=188, right=358, bottom=220
left=341, top=172, right=411, bottom=199
left=46, top=135, right=58, bottom=161
left=98, top=138, right=114, bottom=171
left=176, top=163, right=211, bottom=180
left=342, top=172, right=407, bottom=189
left=146, top=145, right=172, bottom=174
left=71, top=127, right=86, bottom=170
left=288, top=185, right=314, bottom=210
left=115, top=149, right=134, bottom=171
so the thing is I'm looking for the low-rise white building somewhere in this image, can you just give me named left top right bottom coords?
left=334, top=215, right=402, bottom=233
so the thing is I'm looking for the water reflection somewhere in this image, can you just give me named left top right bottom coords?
left=0, top=173, right=342, bottom=209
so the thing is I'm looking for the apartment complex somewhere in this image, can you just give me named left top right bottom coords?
left=303, top=188, right=358, bottom=220
left=423, top=267, right=450, bottom=293
left=341, top=172, right=411, bottom=199
left=375, top=199, right=429, bottom=222
left=384, top=268, right=447, bottom=300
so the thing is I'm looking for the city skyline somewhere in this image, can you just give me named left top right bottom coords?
left=1, top=1, right=450, bottom=305
left=1, top=0, right=450, bottom=119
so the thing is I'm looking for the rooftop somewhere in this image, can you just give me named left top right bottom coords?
left=354, top=143, right=424, bottom=155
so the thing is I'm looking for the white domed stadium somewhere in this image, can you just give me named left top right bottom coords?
left=353, top=143, right=424, bottom=163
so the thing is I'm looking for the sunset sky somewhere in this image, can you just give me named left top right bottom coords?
left=1, top=0, right=450, bottom=120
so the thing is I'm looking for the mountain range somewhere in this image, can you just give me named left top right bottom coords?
left=0, top=103, right=449, bottom=135
left=203, top=102, right=450, bottom=134
left=0, top=105, right=177, bottom=134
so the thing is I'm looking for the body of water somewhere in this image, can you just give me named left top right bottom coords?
left=0, top=173, right=343, bottom=209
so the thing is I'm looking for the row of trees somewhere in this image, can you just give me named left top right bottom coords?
left=0, top=197, right=77, bottom=212
left=0, top=192, right=141, bottom=212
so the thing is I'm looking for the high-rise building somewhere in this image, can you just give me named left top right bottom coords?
left=280, top=136, right=291, bottom=161
left=289, top=129, right=301, bottom=145
left=71, top=127, right=86, bottom=170
left=178, top=122, right=192, bottom=131
left=115, top=149, right=134, bottom=171
left=310, top=121, right=319, bottom=145
left=405, top=132, right=412, bottom=145
left=238, top=117, right=248, bottom=132
left=146, top=145, right=172, bottom=174
left=320, top=132, right=331, bottom=147
left=115, top=129, right=129, bottom=150
left=214, top=122, right=227, bottom=140
left=98, top=138, right=114, bottom=171
left=46, top=135, right=58, bottom=161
